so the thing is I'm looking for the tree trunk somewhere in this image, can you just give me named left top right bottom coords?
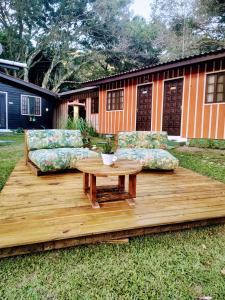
left=42, top=55, right=59, bottom=89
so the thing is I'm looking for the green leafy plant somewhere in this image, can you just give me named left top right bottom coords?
left=66, top=117, right=97, bottom=136
left=13, top=128, right=24, bottom=134
left=65, top=117, right=98, bottom=147
left=102, top=138, right=114, bottom=154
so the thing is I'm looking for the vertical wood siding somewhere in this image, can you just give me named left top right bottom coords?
left=54, top=97, right=99, bottom=131
left=86, top=97, right=99, bottom=131
left=55, top=58, right=225, bottom=139
left=98, top=58, right=225, bottom=139
left=0, top=81, right=54, bottom=129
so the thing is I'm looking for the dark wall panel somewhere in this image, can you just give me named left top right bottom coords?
left=0, top=81, right=54, bottom=129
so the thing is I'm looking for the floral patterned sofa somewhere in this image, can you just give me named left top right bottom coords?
left=115, top=131, right=179, bottom=170
left=25, top=129, right=98, bottom=173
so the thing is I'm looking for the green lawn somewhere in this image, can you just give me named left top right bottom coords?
left=0, top=133, right=24, bottom=190
left=1, top=135, right=225, bottom=299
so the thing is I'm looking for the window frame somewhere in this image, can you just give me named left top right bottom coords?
left=91, top=97, right=99, bottom=114
left=21, top=95, right=42, bottom=116
left=106, top=88, right=124, bottom=111
left=205, top=72, right=225, bottom=104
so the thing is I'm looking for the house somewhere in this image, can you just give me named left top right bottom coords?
left=57, top=86, right=99, bottom=129
left=0, top=72, right=57, bottom=131
left=55, top=48, right=225, bottom=140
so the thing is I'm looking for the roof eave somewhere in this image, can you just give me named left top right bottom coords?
left=0, top=72, right=58, bottom=98
left=59, top=86, right=98, bottom=98
left=84, top=51, right=225, bottom=86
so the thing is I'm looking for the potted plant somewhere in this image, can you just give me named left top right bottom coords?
left=101, top=138, right=117, bottom=166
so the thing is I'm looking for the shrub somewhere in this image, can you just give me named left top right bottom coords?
left=65, top=117, right=98, bottom=147
left=13, top=128, right=24, bottom=134
left=189, top=138, right=225, bottom=150
left=65, top=117, right=97, bottom=136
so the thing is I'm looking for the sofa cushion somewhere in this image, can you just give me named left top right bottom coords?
left=27, top=129, right=83, bottom=151
left=118, top=131, right=168, bottom=149
left=29, top=148, right=98, bottom=172
left=115, top=148, right=178, bottom=170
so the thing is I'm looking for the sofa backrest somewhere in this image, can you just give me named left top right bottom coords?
left=26, top=129, right=83, bottom=151
left=118, top=131, right=168, bottom=149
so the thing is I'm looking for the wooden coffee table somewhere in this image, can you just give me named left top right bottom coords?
left=76, top=158, right=142, bottom=208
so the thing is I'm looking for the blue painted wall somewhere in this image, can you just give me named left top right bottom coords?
left=0, top=81, right=55, bottom=129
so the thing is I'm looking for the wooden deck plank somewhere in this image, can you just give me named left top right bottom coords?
left=1, top=160, right=225, bottom=256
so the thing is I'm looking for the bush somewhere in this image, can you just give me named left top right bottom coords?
left=189, top=138, right=225, bottom=150
left=13, top=128, right=24, bottom=134
left=66, top=117, right=97, bottom=136
left=65, top=117, right=98, bottom=147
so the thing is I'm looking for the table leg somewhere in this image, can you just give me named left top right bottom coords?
left=90, top=174, right=100, bottom=209
left=129, top=174, right=136, bottom=198
left=127, top=174, right=136, bottom=206
left=118, top=175, right=125, bottom=192
left=83, top=173, right=89, bottom=193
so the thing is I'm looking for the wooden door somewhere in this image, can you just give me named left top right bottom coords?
left=162, top=78, right=183, bottom=136
left=0, top=92, right=6, bottom=129
left=136, top=84, right=152, bottom=131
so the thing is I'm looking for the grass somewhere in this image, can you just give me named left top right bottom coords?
left=0, top=133, right=24, bottom=190
left=1, top=228, right=225, bottom=299
left=171, top=146, right=225, bottom=183
left=1, top=135, right=225, bottom=299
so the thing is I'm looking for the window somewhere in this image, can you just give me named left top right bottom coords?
left=21, top=95, right=41, bottom=116
left=206, top=72, right=225, bottom=103
left=91, top=97, right=99, bottom=114
left=107, top=89, right=124, bottom=111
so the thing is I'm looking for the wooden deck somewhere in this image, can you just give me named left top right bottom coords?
left=1, top=161, right=225, bottom=258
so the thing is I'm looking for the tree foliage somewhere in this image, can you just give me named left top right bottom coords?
left=0, top=0, right=225, bottom=91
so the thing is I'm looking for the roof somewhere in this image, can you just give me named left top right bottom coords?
left=59, top=86, right=98, bottom=97
left=83, top=47, right=225, bottom=85
left=0, top=59, right=27, bottom=70
left=0, top=72, right=58, bottom=98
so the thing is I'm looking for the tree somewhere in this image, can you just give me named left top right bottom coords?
left=0, top=0, right=96, bottom=90
left=0, top=0, right=163, bottom=91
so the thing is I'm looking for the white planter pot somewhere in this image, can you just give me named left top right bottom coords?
left=101, top=153, right=117, bottom=166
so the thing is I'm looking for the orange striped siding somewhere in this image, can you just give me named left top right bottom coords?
left=55, top=58, right=225, bottom=139
left=99, top=85, right=104, bottom=133
left=127, top=79, right=134, bottom=131
left=151, top=74, right=157, bottom=130
left=181, top=67, right=191, bottom=137
left=156, top=72, right=164, bottom=131
left=187, top=66, right=198, bottom=138
left=217, top=104, right=225, bottom=139
left=210, top=104, right=218, bottom=139
left=130, top=78, right=136, bottom=131
left=194, top=65, right=205, bottom=138
left=202, top=105, right=211, bottom=138
left=124, top=79, right=129, bottom=132
left=86, top=97, right=99, bottom=131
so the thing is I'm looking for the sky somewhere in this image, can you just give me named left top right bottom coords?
left=130, top=0, right=152, bottom=20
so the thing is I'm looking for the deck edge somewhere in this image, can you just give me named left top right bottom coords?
left=1, top=217, right=225, bottom=258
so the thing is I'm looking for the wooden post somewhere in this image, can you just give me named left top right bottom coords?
left=89, top=174, right=100, bottom=209
left=83, top=173, right=89, bottom=193
left=129, top=174, right=136, bottom=198
left=118, top=175, right=125, bottom=192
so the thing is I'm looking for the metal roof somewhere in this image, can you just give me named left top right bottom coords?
left=83, top=47, right=225, bottom=85
left=59, top=86, right=98, bottom=97
left=0, top=72, right=58, bottom=98
left=0, top=59, right=27, bottom=69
